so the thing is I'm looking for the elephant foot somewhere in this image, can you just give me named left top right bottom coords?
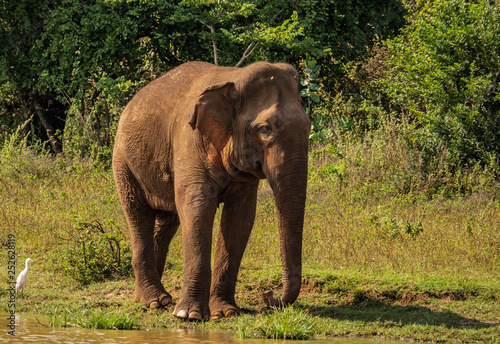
left=209, top=299, right=241, bottom=319
left=134, top=286, right=173, bottom=309
left=210, top=308, right=239, bottom=319
left=173, top=299, right=210, bottom=321
left=149, top=294, right=173, bottom=309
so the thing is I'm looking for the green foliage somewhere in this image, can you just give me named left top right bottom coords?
left=300, top=58, right=322, bottom=115
left=300, top=58, right=355, bottom=145
left=168, top=1, right=305, bottom=66
left=0, top=0, right=405, bottom=157
left=300, top=58, right=329, bottom=144
left=309, top=117, right=500, bottom=201
left=0, top=118, right=55, bottom=182
left=370, top=210, right=424, bottom=239
left=384, top=0, right=500, bottom=166
left=323, top=0, right=500, bottom=171
left=57, top=219, right=133, bottom=284
left=331, top=44, right=395, bottom=132
left=293, top=0, right=406, bottom=90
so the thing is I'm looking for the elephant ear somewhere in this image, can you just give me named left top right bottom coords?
left=188, top=82, right=236, bottom=152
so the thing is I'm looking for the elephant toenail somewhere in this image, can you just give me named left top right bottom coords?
left=188, top=311, right=202, bottom=320
left=175, top=310, right=188, bottom=318
left=160, top=296, right=172, bottom=306
left=211, top=311, right=223, bottom=319
left=149, top=301, right=161, bottom=309
left=225, top=309, right=237, bottom=317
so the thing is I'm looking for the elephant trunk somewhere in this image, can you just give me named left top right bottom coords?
left=262, top=148, right=308, bottom=307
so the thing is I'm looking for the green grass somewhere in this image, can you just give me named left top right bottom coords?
left=1, top=124, right=499, bottom=342
left=232, top=306, right=317, bottom=340
left=75, top=308, right=141, bottom=330
left=33, top=305, right=141, bottom=330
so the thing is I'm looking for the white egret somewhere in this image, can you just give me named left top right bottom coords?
left=16, top=258, right=35, bottom=296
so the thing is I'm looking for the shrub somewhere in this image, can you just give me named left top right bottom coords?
left=57, top=219, right=133, bottom=284
left=0, top=118, right=56, bottom=182
left=384, top=0, right=500, bottom=166
left=329, top=0, right=500, bottom=173
left=309, top=118, right=500, bottom=198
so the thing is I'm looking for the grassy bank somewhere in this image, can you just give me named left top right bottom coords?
left=1, top=125, right=499, bottom=342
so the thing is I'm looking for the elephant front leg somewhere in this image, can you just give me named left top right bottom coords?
left=210, top=182, right=258, bottom=319
left=173, top=184, right=219, bottom=321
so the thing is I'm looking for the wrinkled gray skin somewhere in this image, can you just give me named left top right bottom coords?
left=112, top=61, right=310, bottom=321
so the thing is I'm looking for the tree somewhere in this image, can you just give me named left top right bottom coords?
left=162, top=0, right=305, bottom=66
left=0, top=0, right=65, bottom=152
left=384, top=0, right=500, bottom=165
left=1, top=0, right=405, bottom=155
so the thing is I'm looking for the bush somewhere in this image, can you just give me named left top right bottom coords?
left=327, top=0, right=500, bottom=174
left=0, top=118, right=56, bottom=181
left=57, top=219, right=133, bottom=284
left=309, top=118, right=500, bottom=198
left=384, top=0, right=500, bottom=166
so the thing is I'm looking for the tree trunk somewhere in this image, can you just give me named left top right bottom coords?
left=33, top=98, right=63, bottom=154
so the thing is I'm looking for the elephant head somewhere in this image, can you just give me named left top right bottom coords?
left=189, top=62, right=311, bottom=306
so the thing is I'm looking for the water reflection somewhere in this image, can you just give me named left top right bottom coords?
left=1, top=313, right=393, bottom=344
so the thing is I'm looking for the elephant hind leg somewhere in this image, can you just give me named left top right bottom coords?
left=153, top=211, right=180, bottom=305
left=113, top=159, right=171, bottom=309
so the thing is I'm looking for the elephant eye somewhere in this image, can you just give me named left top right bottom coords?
left=260, top=125, right=272, bottom=134
left=258, top=124, right=273, bottom=143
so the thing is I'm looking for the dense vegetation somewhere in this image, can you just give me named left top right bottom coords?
left=343, top=0, right=500, bottom=168
left=1, top=0, right=499, bottom=342
left=0, top=0, right=404, bottom=155
left=2, top=0, right=499, bottom=177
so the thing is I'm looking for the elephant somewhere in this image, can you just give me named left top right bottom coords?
left=112, top=61, right=311, bottom=321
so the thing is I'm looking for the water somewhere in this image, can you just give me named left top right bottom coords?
left=1, top=313, right=393, bottom=344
